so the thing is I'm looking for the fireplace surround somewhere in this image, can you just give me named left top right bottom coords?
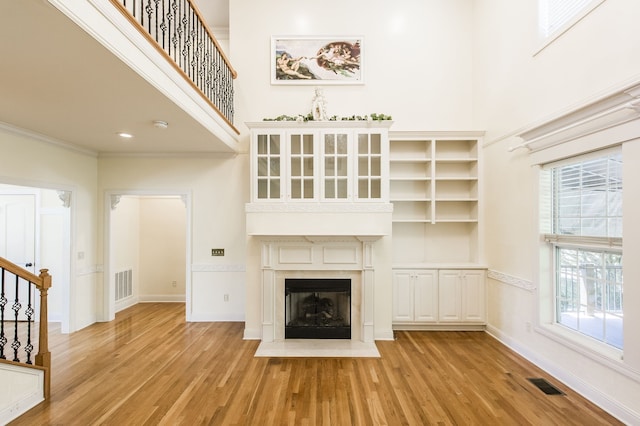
left=257, top=237, right=377, bottom=344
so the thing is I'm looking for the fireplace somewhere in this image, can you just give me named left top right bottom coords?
left=285, top=278, right=351, bottom=339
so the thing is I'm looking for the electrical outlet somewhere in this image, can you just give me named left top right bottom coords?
left=172, top=281, right=177, bottom=287
left=224, top=294, right=229, bottom=302
left=525, top=321, right=532, bottom=332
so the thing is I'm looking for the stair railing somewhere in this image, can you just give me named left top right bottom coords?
left=110, top=0, right=239, bottom=132
left=0, top=257, right=52, bottom=399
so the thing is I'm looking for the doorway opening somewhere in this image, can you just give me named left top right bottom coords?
left=106, top=192, right=189, bottom=321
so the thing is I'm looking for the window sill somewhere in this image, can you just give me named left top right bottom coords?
left=536, top=322, right=627, bottom=369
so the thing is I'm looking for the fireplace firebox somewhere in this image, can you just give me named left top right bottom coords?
left=285, top=278, right=351, bottom=339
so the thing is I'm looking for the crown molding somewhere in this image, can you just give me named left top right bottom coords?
left=0, top=121, right=98, bottom=157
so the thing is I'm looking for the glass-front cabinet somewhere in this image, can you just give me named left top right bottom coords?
left=248, top=122, right=391, bottom=203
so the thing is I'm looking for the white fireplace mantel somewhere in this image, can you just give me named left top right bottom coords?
left=259, top=237, right=377, bottom=344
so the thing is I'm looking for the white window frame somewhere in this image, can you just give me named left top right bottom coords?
left=535, top=0, right=605, bottom=55
left=537, top=147, right=623, bottom=360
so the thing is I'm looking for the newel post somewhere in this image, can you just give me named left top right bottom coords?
left=35, top=268, right=52, bottom=399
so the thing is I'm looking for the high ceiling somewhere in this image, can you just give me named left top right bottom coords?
left=0, top=0, right=235, bottom=156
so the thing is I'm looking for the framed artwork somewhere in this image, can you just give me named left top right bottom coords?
left=271, top=36, right=364, bottom=85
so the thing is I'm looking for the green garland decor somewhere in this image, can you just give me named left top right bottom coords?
left=263, top=113, right=392, bottom=122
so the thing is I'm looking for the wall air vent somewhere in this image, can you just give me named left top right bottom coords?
left=115, top=269, right=133, bottom=301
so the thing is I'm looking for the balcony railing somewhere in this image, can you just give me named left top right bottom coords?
left=111, top=0, right=237, bottom=130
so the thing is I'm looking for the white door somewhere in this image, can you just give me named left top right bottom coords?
left=0, top=194, right=37, bottom=320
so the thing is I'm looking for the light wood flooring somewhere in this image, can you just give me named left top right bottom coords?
left=11, top=303, right=621, bottom=425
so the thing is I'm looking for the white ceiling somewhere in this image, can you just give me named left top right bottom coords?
left=0, top=0, right=234, bottom=156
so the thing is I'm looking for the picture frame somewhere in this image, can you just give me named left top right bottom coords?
left=271, top=36, right=364, bottom=85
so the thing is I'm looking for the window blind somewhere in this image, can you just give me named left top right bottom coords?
left=539, top=0, right=604, bottom=38
left=551, top=151, right=622, bottom=238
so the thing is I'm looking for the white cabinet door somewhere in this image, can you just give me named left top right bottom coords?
left=392, top=270, right=414, bottom=322
left=461, top=270, right=486, bottom=322
left=414, top=270, right=438, bottom=322
left=438, top=270, right=462, bottom=322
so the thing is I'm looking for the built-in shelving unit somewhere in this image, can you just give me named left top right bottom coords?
left=389, top=131, right=486, bottom=329
left=389, top=131, right=484, bottom=266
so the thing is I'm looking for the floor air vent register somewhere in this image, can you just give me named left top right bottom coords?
left=527, top=378, right=565, bottom=395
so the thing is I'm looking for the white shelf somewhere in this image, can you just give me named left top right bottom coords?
left=389, top=132, right=484, bottom=266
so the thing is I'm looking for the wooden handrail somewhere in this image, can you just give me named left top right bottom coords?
left=0, top=257, right=51, bottom=399
left=109, top=0, right=240, bottom=133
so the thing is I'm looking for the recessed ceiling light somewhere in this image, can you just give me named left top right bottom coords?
left=117, top=132, right=133, bottom=139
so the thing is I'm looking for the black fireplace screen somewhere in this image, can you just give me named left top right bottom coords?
left=285, top=278, right=351, bottom=339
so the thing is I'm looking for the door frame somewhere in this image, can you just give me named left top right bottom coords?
left=103, top=189, right=192, bottom=322
left=0, top=180, right=73, bottom=333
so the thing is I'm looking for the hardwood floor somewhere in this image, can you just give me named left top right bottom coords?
left=11, top=303, right=621, bottom=425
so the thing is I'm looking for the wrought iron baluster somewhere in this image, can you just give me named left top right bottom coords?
left=12, top=274, right=21, bottom=362
left=114, top=0, right=235, bottom=124
left=0, top=269, right=7, bottom=360
left=25, top=282, right=34, bottom=365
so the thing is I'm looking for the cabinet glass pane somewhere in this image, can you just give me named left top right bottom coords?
left=291, top=135, right=301, bottom=154
left=358, top=134, right=368, bottom=154
left=325, top=157, right=335, bottom=175
left=371, top=157, right=381, bottom=176
left=303, top=135, right=313, bottom=154
left=304, top=158, right=314, bottom=176
left=291, top=158, right=301, bottom=176
left=371, top=178, right=381, bottom=198
left=371, top=134, right=381, bottom=154
left=291, top=180, right=301, bottom=198
left=337, top=179, right=348, bottom=198
left=303, top=179, right=314, bottom=199
left=358, top=179, right=368, bottom=198
left=358, top=157, right=369, bottom=176
left=270, top=136, right=280, bottom=154
left=257, top=179, right=267, bottom=199
left=258, top=135, right=267, bottom=154
left=325, top=135, right=335, bottom=154
left=337, top=135, right=348, bottom=154
left=270, top=180, right=280, bottom=198
left=337, top=157, right=348, bottom=176
left=258, top=158, right=268, bottom=176
left=325, top=180, right=335, bottom=198
left=270, top=159, right=280, bottom=176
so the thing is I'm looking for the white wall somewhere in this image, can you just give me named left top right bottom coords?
left=0, top=127, right=99, bottom=332
left=138, top=197, right=186, bottom=300
left=229, top=0, right=475, bottom=134
left=473, top=0, right=640, bottom=422
left=98, top=155, right=248, bottom=322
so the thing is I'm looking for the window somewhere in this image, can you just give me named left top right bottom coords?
left=538, top=0, right=605, bottom=47
left=541, top=150, right=623, bottom=349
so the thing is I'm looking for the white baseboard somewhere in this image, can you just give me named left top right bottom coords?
left=485, top=324, right=640, bottom=425
left=138, top=294, right=185, bottom=302
left=189, top=312, right=245, bottom=322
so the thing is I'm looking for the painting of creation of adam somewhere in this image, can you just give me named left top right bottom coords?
left=272, top=37, right=363, bottom=84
